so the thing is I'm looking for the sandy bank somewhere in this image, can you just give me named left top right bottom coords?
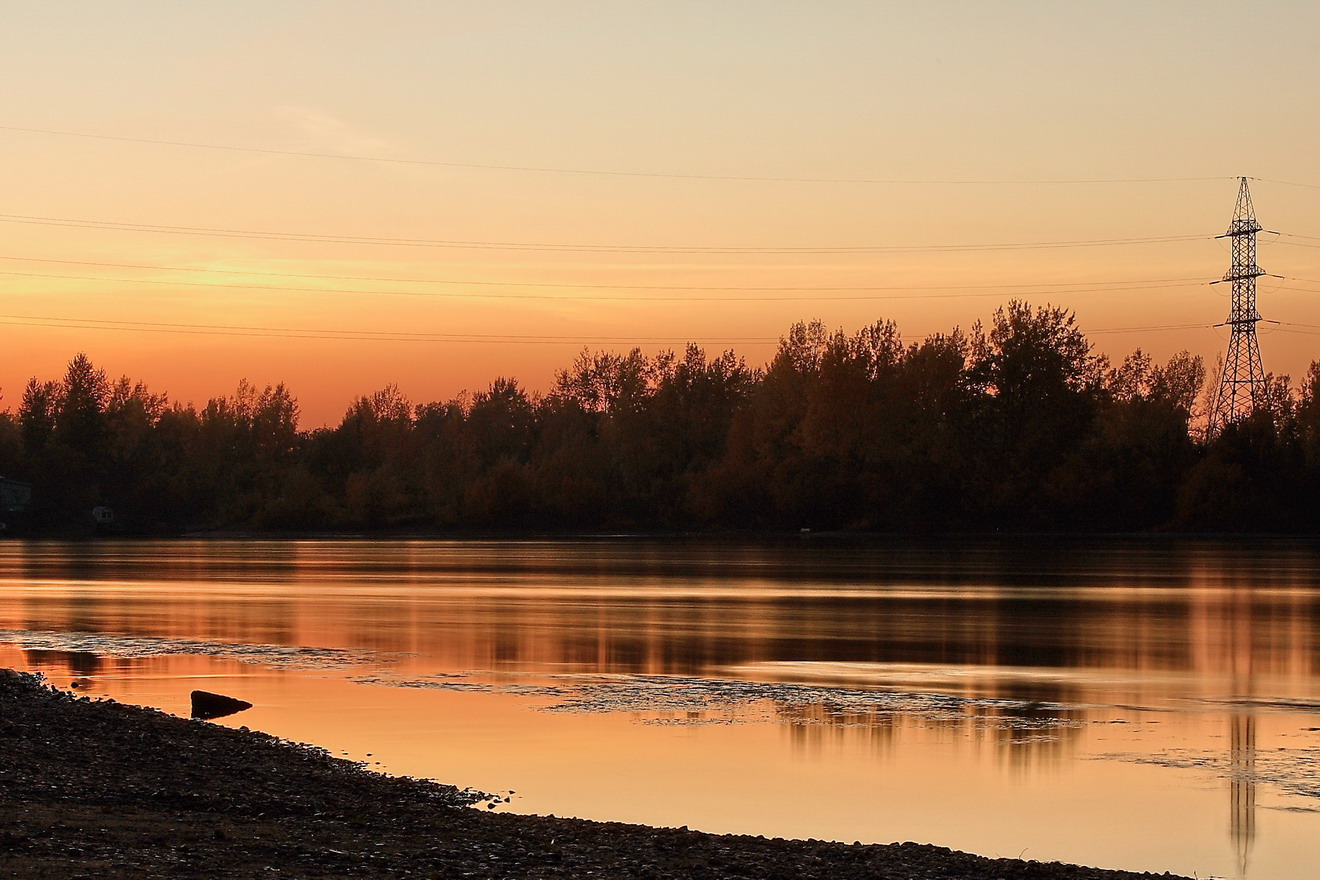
left=0, top=669, right=1189, bottom=879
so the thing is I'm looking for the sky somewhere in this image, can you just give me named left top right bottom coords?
left=1, top=1, right=1318, bottom=426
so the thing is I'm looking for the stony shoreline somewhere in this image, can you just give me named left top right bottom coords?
left=0, top=669, right=1190, bottom=879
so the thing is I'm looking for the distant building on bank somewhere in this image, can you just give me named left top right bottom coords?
left=0, top=477, right=31, bottom=514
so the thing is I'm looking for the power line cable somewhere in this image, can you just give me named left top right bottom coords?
left=0, top=313, right=780, bottom=345
left=1085, top=323, right=1214, bottom=335
left=0, top=124, right=1237, bottom=186
left=1265, top=232, right=1320, bottom=250
left=0, top=310, right=1224, bottom=344
left=0, top=213, right=1213, bottom=254
left=0, top=254, right=1209, bottom=293
left=0, top=268, right=1209, bottom=304
left=1251, top=177, right=1320, bottom=191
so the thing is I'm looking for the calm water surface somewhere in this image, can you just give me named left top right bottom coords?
left=2, top=538, right=1319, bottom=879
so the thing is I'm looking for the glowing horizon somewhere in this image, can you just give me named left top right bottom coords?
left=1, top=3, right=1316, bottom=427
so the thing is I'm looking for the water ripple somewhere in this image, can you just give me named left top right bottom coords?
left=0, top=628, right=382, bottom=669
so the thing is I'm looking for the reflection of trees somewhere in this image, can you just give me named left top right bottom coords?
left=773, top=699, right=1085, bottom=765
left=10, top=541, right=300, bottom=648
left=22, top=648, right=102, bottom=678
left=778, top=702, right=901, bottom=754
left=4, top=539, right=1317, bottom=705
left=13, top=651, right=193, bottom=689
left=1, top=536, right=1314, bottom=867
left=389, top=540, right=1317, bottom=718
left=3, top=538, right=1317, bottom=806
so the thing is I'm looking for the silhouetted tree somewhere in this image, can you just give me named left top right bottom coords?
left=965, top=302, right=1104, bottom=525
left=1049, top=350, right=1204, bottom=529
left=19, top=379, right=59, bottom=459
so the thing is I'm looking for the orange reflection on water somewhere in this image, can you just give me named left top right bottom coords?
left=2, top=537, right=1320, bottom=879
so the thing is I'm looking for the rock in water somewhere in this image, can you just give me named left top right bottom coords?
left=191, top=690, right=253, bottom=720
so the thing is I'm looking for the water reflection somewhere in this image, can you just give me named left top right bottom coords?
left=4, top=538, right=1315, bottom=777
left=1231, top=712, right=1256, bottom=880
left=2, top=537, right=1319, bottom=878
left=1222, top=575, right=1260, bottom=880
left=23, top=647, right=101, bottom=678
left=5, top=538, right=1318, bottom=707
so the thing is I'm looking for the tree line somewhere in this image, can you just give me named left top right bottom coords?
left=2, top=301, right=1317, bottom=534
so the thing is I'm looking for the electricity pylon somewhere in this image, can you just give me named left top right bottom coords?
left=1208, top=177, right=1267, bottom=436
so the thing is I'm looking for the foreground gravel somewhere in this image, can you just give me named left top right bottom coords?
left=0, top=669, right=1190, bottom=879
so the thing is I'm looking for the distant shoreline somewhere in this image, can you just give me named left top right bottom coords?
left=0, top=669, right=1188, bottom=880
left=5, top=526, right=1318, bottom=541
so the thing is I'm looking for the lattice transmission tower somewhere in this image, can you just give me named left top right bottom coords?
left=1207, top=177, right=1267, bottom=436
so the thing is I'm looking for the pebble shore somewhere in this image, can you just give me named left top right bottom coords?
left=0, top=669, right=1191, bottom=879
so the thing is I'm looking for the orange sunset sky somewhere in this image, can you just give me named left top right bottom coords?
left=1, top=2, right=1318, bottom=427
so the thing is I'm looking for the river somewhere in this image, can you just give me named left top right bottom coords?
left=1, top=537, right=1318, bottom=879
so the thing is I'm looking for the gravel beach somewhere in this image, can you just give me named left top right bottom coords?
left=0, top=669, right=1191, bottom=879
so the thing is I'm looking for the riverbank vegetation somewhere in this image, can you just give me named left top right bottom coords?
left=2, top=302, right=1317, bottom=534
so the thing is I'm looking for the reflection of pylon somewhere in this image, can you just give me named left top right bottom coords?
left=1208, top=178, right=1267, bottom=436
left=1229, top=712, right=1256, bottom=880
left=1227, top=581, right=1256, bottom=880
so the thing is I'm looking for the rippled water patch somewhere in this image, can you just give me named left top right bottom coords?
left=1097, top=746, right=1320, bottom=804
left=0, top=629, right=381, bottom=669
left=353, top=671, right=1087, bottom=732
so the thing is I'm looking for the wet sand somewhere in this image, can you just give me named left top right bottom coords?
left=0, top=669, right=1190, bottom=879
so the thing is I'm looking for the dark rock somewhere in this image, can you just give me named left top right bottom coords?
left=190, top=690, right=253, bottom=720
